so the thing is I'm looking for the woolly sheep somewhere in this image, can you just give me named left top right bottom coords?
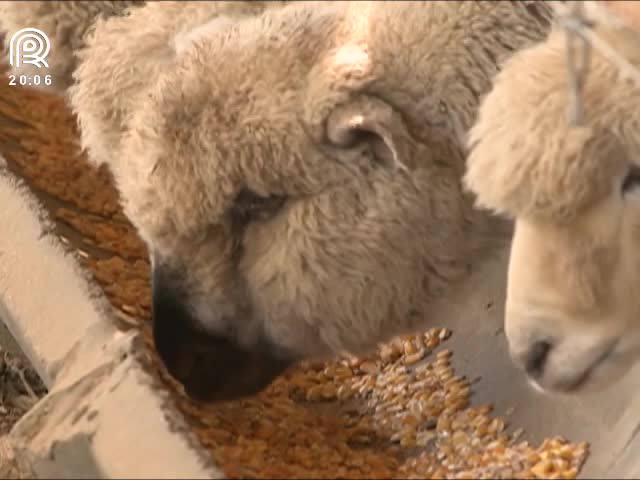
left=465, top=22, right=640, bottom=394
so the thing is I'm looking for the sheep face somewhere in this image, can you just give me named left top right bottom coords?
left=73, top=1, right=551, bottom=402
left=505, top=194, right=640, bottom=394
left=465, top=27, right=640, bottom=394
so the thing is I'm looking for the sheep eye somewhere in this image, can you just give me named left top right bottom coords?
left=622, top=166, right=640, bottom=194
left=231, top=189, right=286, bottom=226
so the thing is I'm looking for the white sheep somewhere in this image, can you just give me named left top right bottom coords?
left=465, top=20, right=640, bottom=394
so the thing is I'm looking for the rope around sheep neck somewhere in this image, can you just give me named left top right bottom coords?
left=557, top=1, right=592, bottom=127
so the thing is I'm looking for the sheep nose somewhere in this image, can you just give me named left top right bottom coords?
left=151, top=263, right=296, bottom=402
left=523, top=340, right=553, bottom=379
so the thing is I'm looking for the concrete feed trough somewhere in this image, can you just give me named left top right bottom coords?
left=1, top=151, right=640, bottom=478
left=0, top=157, right=221, bottom=478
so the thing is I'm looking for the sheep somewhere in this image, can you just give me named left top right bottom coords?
left=464, top=20, right=640, bottom=394
left=6, top=0, right=553, bottom=402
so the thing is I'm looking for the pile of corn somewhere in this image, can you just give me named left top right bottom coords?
left=176, top=328, right=588, bottom=479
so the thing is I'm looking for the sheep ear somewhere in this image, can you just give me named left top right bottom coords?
left=324, top=96, right=410, bottom=171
